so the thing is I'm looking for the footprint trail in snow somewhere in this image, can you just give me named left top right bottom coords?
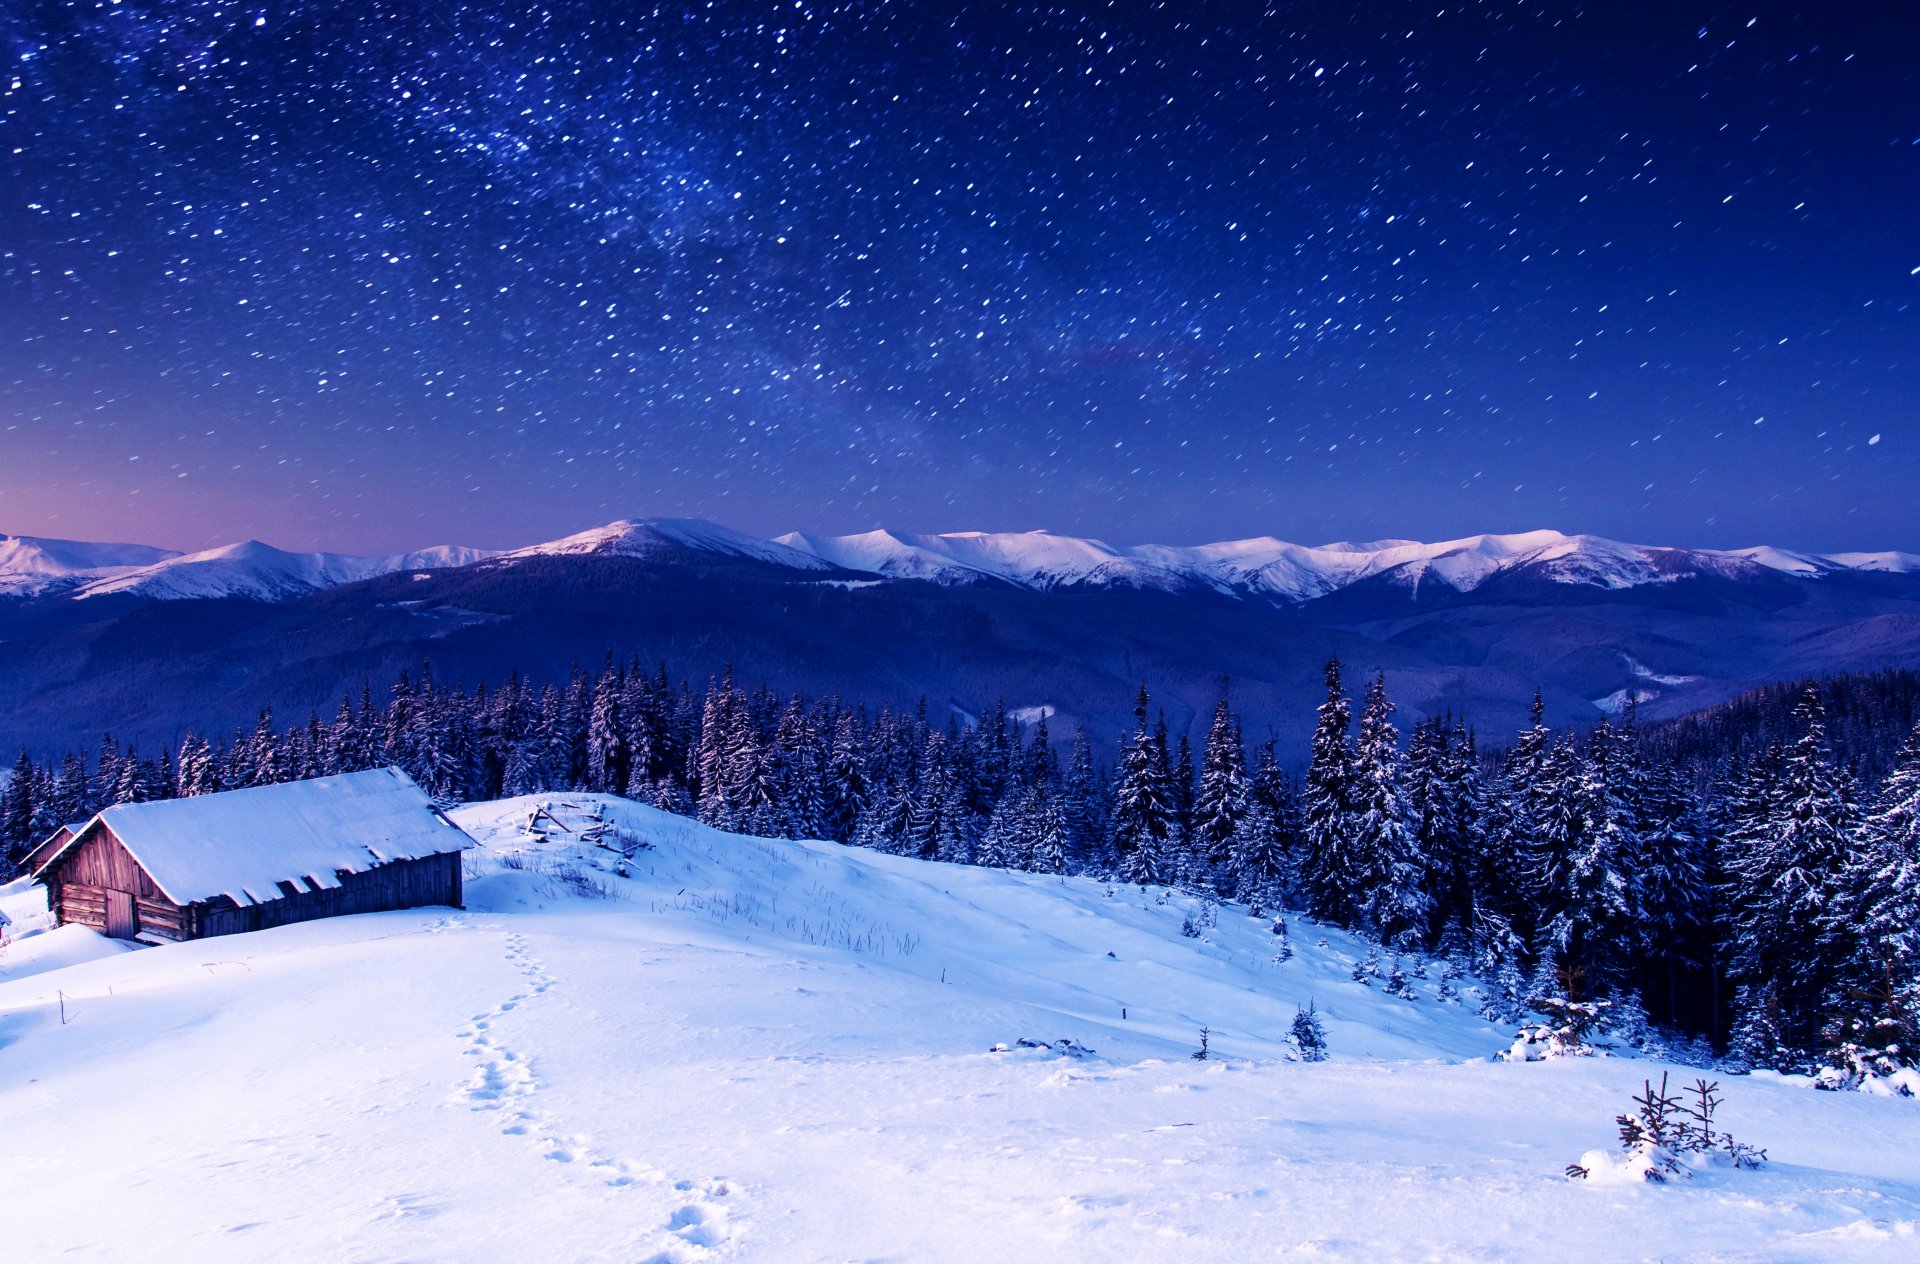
left=449, top=924, right=744, bottom=1259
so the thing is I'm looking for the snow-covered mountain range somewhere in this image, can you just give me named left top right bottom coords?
left=777, top=525, right=1920, bottom=599
left=5, top=515, right=1920, bottom=763
left=5, top=518, right=1914, bottom=605
left=0, top=534, right=497, bottom=601
left=0, top=533, right=181, bottom=598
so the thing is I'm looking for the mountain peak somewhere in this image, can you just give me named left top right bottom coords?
left=510, top=518, right=833, bottom=571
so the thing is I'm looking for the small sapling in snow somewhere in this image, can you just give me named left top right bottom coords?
left=1566, top=1073, right=1767, bottom=1183
left=1290, top=1002, right=1329, bottom=1062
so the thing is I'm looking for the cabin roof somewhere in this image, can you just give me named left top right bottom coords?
left=34, top=767, right=473, bottom=907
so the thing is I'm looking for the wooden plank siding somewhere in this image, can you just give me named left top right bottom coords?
left=47, top=824, right=169, bottom=901
left=20, top=826, right=78, bottom=878
left=42, top=822, right=464, bottom=943
left=194, top=852, right=463, bottom=938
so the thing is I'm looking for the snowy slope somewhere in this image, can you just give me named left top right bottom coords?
left=0, top=532, right=180, bottom=597
left=73, top=540, right=497, bottom=601
left=2, top=796, right=1917, bottom=1262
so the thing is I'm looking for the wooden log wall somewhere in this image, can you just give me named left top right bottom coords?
left=195, top=851, right=464, bottom=939
left=49, top=884, right=193, bottom=940
left=44, top=824, right=193, bottom=940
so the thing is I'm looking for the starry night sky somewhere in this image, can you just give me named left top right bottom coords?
left=2, top=1, right=1914, bottom=555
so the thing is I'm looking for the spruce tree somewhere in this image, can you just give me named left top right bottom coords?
left=1723, top=688, right=1859, bottom=1059
left=0, top=747, right=38, bottom=858
left=1824, top=722, right=1920, bottom=1081
left=1302, top=658, right=1358, bottom=924
left=1112, top=686, right=1175, bottom=885
left=1348, top=674, right=1430, bottom=945
left=1191, top=683, right=1249, bottom=883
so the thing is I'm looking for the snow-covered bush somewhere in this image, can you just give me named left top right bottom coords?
left=1499, top=997, right=1610, bottom=1061
left=1816, top=1011, right=1920, bottom=1097
left=1350, top=944, right=1382, bottom=985
left=1567, top=1075, right=1767, bottom=1184
left=1383, top=958, right=1417, bottom=1001
left=989, top=1037, right=1097, bottom=1059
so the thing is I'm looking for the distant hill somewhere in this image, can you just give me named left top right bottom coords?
left=1640, top=667, right=1920, bottom=786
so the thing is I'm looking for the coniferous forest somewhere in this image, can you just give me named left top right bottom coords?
left=4, top=658, right=1916, bottom=1090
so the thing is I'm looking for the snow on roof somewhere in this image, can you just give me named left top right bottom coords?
left=39, top=767, right=473, bottom=908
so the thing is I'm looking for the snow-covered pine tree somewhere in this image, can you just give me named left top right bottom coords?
left=1028, top=785, right=1071, bottom=874
left=1112, top=686, right=1175, bottom=885
left=821, top=704, right=870, bottom=844
left=1725, top=982, right=1796, bottom=1074
left=585, top=661, right=628, bottom=795
left=1482, top=694, right=1551, bottom=941
left=1821, top=721, right=1920, bottom=1087
left=1026, top=712, right=1058, bottom=791
left=618, top=663, right=658, bottom=792
left=1190, top=682, right=1248, bottom=885
left=52, top=751, right=88, bottom=824
left=1722, top=687, right=1859, bottom=1060
left=27, top=761, right=61, bottom=839
left=0, top=747, right=37, bottom=858
left=90, top=732, right=122, bottom=805
left=1290, top=1001, right=1329, bottom=1061
left=1301, top=658, right=1358, bottom=925
left=1349, top=674, right=1430, bottom=945
left=1228, top=799, right=1286, bottom=909
left=1430, top=719, right=1488, bottom=940
left=1172, top=729, right=1196, bottom=842
left=1636, top=757, right=1711, bottom=1026
left=1402, top=717, right=1451, bottom=924
left=1846, top=721, right=1920, bottom=980
left=770, top=693, right=826, bottom=839
left=176, top=733, right=220, bottom=797
left=979, top=786, right=1035, bottom=870
left=110, top=749, right=155, bottom=805
left=1554, top=718, right=1641, bottom=992
left=1062, top=726, right=1108, bottom=872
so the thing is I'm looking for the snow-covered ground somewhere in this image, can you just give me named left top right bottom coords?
left=2, top=796, right=1917, bottom=1261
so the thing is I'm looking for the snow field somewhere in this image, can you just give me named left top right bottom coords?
left=0, top=795, right=1915, bottom=1261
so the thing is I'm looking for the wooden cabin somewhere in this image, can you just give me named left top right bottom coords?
left=33, top=767, right=472, bottom=943
left=20, top=820, right=87, bottom=878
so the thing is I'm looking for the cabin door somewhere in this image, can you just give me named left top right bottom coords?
left=104, top=889, right=138, bottom=939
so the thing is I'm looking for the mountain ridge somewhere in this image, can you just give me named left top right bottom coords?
left=7, top=518, right=1915, bottom=606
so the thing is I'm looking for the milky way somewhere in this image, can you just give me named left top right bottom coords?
left=2, top=2, right=1913, bottom=552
